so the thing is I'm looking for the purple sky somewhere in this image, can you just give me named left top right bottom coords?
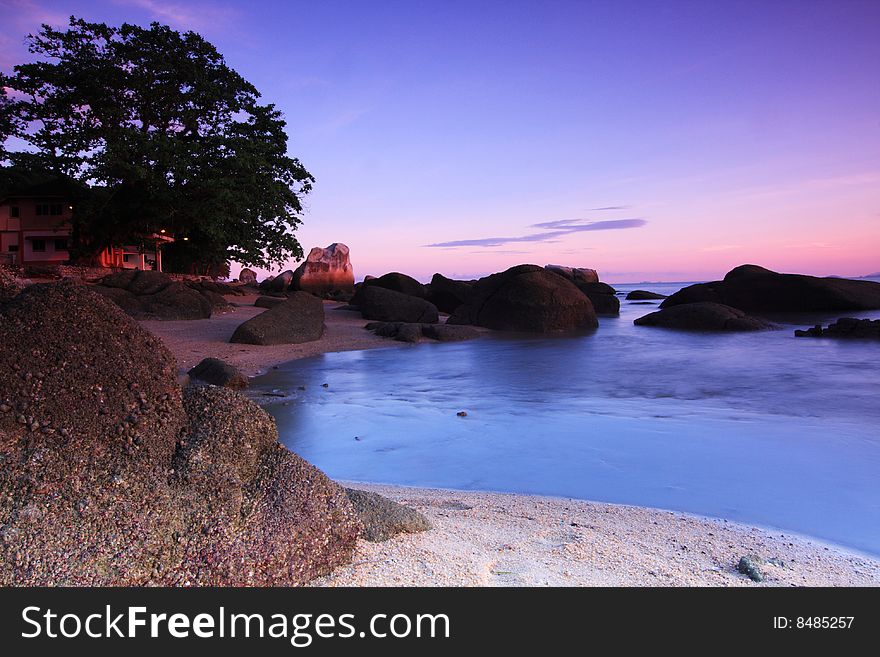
left=2, top=0, right=879, bottom=282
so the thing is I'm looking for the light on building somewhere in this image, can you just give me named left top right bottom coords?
left=160, top=229, right=166, bottom=234
left=183, top=237, right=189, bottom=241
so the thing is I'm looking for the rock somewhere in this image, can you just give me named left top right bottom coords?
left=291, top=243, right=355, bottom=295
left=93, top=270, right=214, bottom=320
left=634, top=302, right=775, bottom=331
left=0, top=266, right=26, bottom=304
left=174, top=386, right=361, bottom=584
left=578, top=281, right=616, bottom=296
left=794, top=317, right=880, bottom=339
left=662, top=264, right=880, bottom=312
left=260, top=269, right=295, bottom=294
left=426, top=273, right=474, bottom=313
left=545, top=264, right=599, bottom=285
left=230, top=291, right=325, bottom=345
left=736, top=555, right=765, bottom=582
left=185, top=280, right=244, bottom=297
left=420, top=323, right=481, bottom=342
left=626, top=290, right=667, bottom=300
left=188, top=358, right=248, bottom=389
left=448, top=264, right=598, bottom=332
left=238, top=268, right=257, bottom=285
left=255, top=295, right=287, bottom=309
left=0, top=283, right=359, bottom=585
left=344, top=488, right=431, bottom=542
left=363, top=271, right=427, bottom=299
left=364, top=321, right=480, bottom=343
left=354, top=285, right=439, bottom=323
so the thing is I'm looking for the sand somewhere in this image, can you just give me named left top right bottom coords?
left=314, top=484, right=880, bottom=587
left=142, top=294, right=880, bottom=586
left=141, top=294, right=398, bottom=377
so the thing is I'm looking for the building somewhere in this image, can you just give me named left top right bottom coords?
left=0, top=180, right=73, bottom=267
left=0, top=180, right=173, bottom=271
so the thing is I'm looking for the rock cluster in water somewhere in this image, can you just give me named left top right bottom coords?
left=795, top=317, right=880, bottom=339
left=0, top=283, right=360, bottom=585
left=661, top=264, right=880, bottom=312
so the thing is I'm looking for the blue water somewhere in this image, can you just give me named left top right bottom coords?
left=257, top=279, right=880, bottom=555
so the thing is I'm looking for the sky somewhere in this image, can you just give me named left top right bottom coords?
left=1, top=0, right=879, bottom=283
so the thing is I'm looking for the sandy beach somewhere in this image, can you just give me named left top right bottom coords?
left=141, top=294, right=400, bottom=377
left=141, top=295, right=880, bottom=587
left=317, top=484, right=880, bottom=587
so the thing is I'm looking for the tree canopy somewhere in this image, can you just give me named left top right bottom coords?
left=2, top=17, right=314, bottom=270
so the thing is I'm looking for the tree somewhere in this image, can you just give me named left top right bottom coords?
left=4, top=17, right=314, bottom=270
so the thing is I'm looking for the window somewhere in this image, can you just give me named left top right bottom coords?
left=10, top=206, right=19, bottom=218
left=50, top=204, right=63, bottom=215
left=31, top=239, right=46, bottom=252
left=35, top=204, right=48, bottom=216
left=54, top=238, right=69, bottom=251
left=8, top=244, right=18, bottom=252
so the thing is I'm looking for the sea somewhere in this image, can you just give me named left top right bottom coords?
left=256, top=278, right=880, bottom=556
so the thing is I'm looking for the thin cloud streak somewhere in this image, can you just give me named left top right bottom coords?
left=424, top=218, right=647, bottom=248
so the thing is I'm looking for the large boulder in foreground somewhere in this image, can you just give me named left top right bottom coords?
left=0, top=283, right=359, bottom=585
left=173, top=386, right=360, bottom=585
left=363, top=271, right=427, bottom=299
left=634, top=301, right=775, bottom=332
left=449, top=264, right=598, bottom=332
left=291, top=243, right=355, bottom=295
left=0, top=266, right=26, bottom=304
left=354, top=285, right=439, bottom=323
left=344, top=488, right=431, bottom=542
left=662, top=265, right=880, bottom=313
left=426, top=273, right=474, bottom=313
left=94, top=270, right=214, bottom=320
left=230, top=291, right=325, bottom=345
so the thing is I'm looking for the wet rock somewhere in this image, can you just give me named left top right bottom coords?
left=449, top=264, right=598, bottom=332
left=420, top=324, right=481, bottom=342
left=634, top=302, right=775, bottom=332
left=344, top=488, right=431, bottom=542
left=188, top=358, right=248, bottom=389
left=662, top=264, right=880, bottom=312
left=291, top=243, right=355, bottom=295
left=231, top=291, right=325, bottom=345
left=626, top=290, right=668, bottom=300
left=794, top=317, right=880, bottom=339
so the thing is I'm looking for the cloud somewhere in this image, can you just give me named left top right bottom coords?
left=113, top=0, right=240, bottom=32
left=587, top=205, right=629, bottom=211
left=424, top=218, right=647, bottom=248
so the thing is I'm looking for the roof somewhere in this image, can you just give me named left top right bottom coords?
left=0, top=177, right=85, bottom=204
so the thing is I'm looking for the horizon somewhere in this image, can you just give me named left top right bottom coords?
left=1, top=0, right=879, bottom=283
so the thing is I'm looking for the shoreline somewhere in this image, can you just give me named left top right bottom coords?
left=142, top=295, right=880, bottom=586
left=316, top=483, right=880, bottom=587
